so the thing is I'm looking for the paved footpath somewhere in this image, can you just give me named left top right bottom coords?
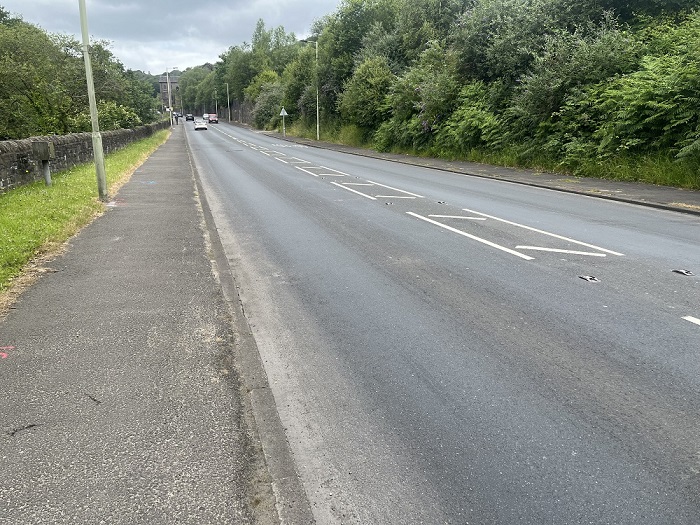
left=0, top=126, right=282, bottom=524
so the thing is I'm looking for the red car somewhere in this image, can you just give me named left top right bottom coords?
left=208, top=113, right=219, bottom=123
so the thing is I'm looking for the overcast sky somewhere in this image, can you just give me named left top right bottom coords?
left=2, top=0, right=341, bottom=74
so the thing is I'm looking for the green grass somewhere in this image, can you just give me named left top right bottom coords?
left=466, top=148, right=700, bottom=190
left=0, top=130, right=170, bottom=292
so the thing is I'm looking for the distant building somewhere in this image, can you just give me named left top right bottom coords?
left=159, top=75, right=180, bottom=110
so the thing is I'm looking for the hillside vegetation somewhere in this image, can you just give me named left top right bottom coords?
left=0, top=7, right=161, bottom=139
left=182, top=1, right=700, bottom=187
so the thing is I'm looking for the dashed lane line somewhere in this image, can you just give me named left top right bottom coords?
left=683, top=316, right=700, bottom=327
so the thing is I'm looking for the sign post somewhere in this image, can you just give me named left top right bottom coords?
left=280, top=107, right=288, bottom=137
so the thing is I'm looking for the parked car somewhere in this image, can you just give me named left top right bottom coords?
left=194, top=119, right=208, bottom=130
left=185, top=113, right=194, bottom=121
left=208, top=113, right=219, bottom=123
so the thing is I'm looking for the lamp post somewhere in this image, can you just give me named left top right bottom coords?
left=166, top=67, right=178, bottom=125
left=225, top=82, right=231, bottom=123
left=214, top=89, right=218, bottom=115
left=78, top=0, right=107, bottom=200
left=300, top=39, right=319, bottom=141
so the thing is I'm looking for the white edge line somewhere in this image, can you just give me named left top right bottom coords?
left=331, top=182, right=377, bottom=200
left=462, top=207, right=625, bottom=256
left=367, top=180, right=424, bottom=198
left=683, top=316, right=700, bottom=326
left=516, top=246, right=607, bottom=257
left=295, top=166, right=319, bottom=177
left=407, top=212, right=534, bottom=260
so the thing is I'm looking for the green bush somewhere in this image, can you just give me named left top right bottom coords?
left=337, top=55, right=394, bottom=135
left=252, top=82, right=284, bottom=129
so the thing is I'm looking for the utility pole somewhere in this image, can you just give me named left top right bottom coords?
left=78, top=0, right=107, bottom=200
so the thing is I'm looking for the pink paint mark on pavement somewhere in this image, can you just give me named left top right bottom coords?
left=1, top=346, right=15, bottom=359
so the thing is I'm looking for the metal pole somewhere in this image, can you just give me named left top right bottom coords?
left=166, top=68, right=173, bottom=126
left=78, top=0, right=107, bottom=201
left=226, top=83, right=231, bottom=123
left=315, top=41, right=319, bottom=141
left=300, top=39, right=320, bottom=140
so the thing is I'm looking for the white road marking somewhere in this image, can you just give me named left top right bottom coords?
left=407, top=213, right=534, bottom=260
left=462, top=207, right=624, bottom=256
left=429, top=215, right=486, bottom=220
left=295, top=166, right=320, bottom=177
left=274, top=157, right=289, bottom=164
left=331, top=182, right=377, bottom=200
left=343, top=183, right=375, bottom=186
left=516, top=246, right=607, bottom=257
left=683, top=316, right=700, bottom=326
left=367, top=180, right=424, bottom=198
left=376, top=195, right=417, bottom=199
left=319, top=166, right=350, bottom=176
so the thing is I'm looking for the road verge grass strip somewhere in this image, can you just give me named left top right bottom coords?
left=0, top=129, right=170, bottom=298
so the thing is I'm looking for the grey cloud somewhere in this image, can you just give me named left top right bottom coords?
left=2, top=0, right=338, bottom=72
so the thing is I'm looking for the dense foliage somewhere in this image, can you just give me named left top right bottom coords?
left=137, top=0, right=700, bottom=185
left=0, top=7, right=160, bottom=139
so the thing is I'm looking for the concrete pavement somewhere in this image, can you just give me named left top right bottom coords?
left=0, top=125, right=304, bottom=524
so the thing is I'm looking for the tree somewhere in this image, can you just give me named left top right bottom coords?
left=337, top=56, right=394, bottom=133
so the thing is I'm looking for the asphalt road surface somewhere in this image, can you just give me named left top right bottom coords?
left=186, top=122, right=700, bottom=524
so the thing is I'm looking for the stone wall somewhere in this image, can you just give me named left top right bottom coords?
left=0, top=121, right=169, bottom=194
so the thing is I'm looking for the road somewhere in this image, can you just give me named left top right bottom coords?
left=185, top=122, right=700, bottom=524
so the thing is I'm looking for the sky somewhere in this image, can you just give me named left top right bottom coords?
left=1, top=0, right=342, bottom=74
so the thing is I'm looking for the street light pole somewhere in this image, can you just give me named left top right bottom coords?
left=300, top=39, right=320, bottom=140
left=166, top=68, right=172, bottom=125
left=78, top=0, right=107, bottom=200
left=226, top=83, right=231, bottom=123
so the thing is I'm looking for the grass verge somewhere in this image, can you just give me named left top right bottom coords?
left=286, top=123, right=700, bottom=190
left=0, top=129, right=170, bottom=299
